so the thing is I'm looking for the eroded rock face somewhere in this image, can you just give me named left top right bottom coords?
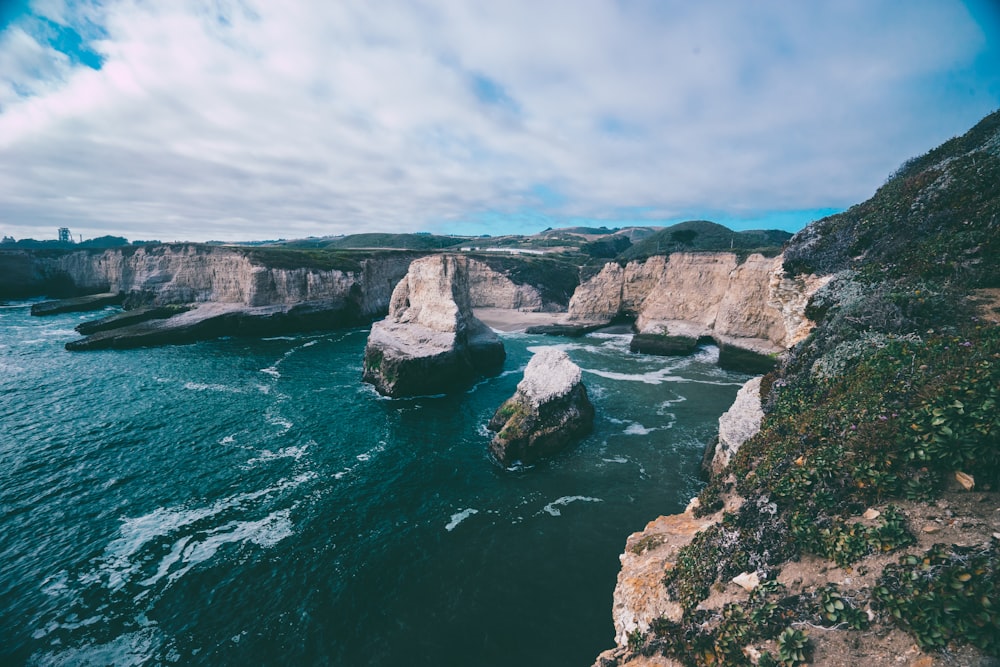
left=466, top=258, right=545, bottom=311
left=24, top=245, right=417, bottom=348
left=567, top=252, right=830, bottom=355
left=487, top=347, right=594, bottom=465
left=711, top=375, right=764, bottom=475
left=362, top=255, right=505, bottom=397
left=610, top=508, right=721, bottom=647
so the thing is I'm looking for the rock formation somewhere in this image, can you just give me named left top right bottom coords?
left=12, top=245, right=417, bottom=348
left=465, top=257, right=546, bottom=311
left=567, top=252, right=829, bottom=358
left=362, top=255, right=505, bottom=397
left=4, top=244, right=576, bottom=349
left=487, top=347, right=594, bottom=465
left=710, top=376, right=764, bottom=476
left=605, top=503, right=726, bottom=648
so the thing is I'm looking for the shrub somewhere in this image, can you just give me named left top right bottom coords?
left=875, top=542, right=1000, bottom=653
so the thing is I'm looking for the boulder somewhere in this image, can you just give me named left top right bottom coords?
left=487, top=347, right=594, bottom=465
left=362, top=255, right=505, bottom=397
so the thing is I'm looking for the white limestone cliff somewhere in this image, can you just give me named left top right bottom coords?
left=568, top=252, right=830, bottom=354
left=362, top=255, right=505, bottom=397
left=711, top=376, right=764, bottom=476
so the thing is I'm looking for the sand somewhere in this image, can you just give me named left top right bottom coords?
left=473, top=308, right=571, bottom=332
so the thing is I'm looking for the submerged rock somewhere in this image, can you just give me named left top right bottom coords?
left=487, top=347, right=594, bottom=466
left=629, top=333, right=699, bottom=356
left=362, top=255, right=505, bottom=397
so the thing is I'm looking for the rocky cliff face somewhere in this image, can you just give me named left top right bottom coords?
left=568, top=252, right=829, bottom=353
left=594, top=111, right=1000, bottom=667
left=8, top=245, right=410, bottom=315
left=362, top=255, right=505, bottom=397
left=15, top=245, right=553, bottom=315
left=710, top=376, right=763, bottom=476
left=487, top=347, right=594, bottom=466
left=466, top=258, right=545, bottom=311
left=7, top=244, right=571, bottom=348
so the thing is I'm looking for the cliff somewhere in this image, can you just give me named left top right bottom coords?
left=362, top=255, right=505, bottom=397
left=594, top=110, right=1000, bottom=666
left=4, top=244, right=579, bottom=348
left=567, top=252, right=828, bottom=355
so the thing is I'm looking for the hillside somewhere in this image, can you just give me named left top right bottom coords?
left=619, top=221, right=792, bottom=261
left=606, top=111, right=1000, bottom=666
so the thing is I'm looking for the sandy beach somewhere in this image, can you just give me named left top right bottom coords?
left=473, top=308, right=571, bottom=332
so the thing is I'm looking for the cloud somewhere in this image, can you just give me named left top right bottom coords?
left=0, top=0, right=997, bottom=241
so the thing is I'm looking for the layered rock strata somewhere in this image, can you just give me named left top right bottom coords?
left=14, top=245, right=416, bottom=348
left=362, top=255, right=505, bottom=397
left=567, top=252, right=829, bottom=356
left=487, top=347, right=594, bottom=465
left=5, top=245, right=567, bottom=349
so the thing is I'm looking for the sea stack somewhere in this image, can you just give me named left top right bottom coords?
left=362, top=254, right=505, bottom=397
left=488, top=347, right=594, bottom=466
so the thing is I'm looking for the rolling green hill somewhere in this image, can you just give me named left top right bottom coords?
left=619, top=220, right=792, bottom=261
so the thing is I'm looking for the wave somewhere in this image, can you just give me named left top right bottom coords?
left=584, top=366, right=744, bottom=387
left=445, top=508, right=478, bottom=531
left=137, top=509, right=294, bottom=589
left=623, top=422, right=656, bottom=435
left=31, top=625, right=166, bottom=667
left=245, top=444, right=309, bottom=467
left=542, top=496, right=602, bottom=517
left=78, top=473, right=311, bottom=598
left=183, top=382, right=245, bottom=394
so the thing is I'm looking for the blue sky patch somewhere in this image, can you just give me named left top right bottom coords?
left=41, top=16, right=104, bottom=70
left=469, top=72, right=520, bottom=114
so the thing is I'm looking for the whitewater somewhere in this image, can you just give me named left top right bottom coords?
left=0, top=301, right=748, bottom=666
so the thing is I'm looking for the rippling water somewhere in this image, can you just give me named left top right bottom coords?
left=0, top=302, right=748, bottom=666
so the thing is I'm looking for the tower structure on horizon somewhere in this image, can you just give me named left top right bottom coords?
left=58, top=227, right=72, bottom=243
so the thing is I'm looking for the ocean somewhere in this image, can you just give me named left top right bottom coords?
left=0, top=301, right=748, bottom=666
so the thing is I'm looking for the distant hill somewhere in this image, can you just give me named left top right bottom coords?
left=281, top=233, right=469, bottom=251
left=618, top=220, right=792, bottom=261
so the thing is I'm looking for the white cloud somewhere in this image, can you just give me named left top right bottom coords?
left=0, top=0, right=996, bottom=241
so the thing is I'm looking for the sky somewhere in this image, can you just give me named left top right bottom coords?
left=1, top=1, right=998, bottom=243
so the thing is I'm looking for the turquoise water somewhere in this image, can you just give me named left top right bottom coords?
left=0, top=302, right=748, bottom=666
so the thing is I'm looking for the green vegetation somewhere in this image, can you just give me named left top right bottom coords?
left=633, top=110, right=1000, bottom=665
left=643, top=581, right=806, bottom=666
left=775, top=627, right=811, bottom=666
left=241, top=247, right=380, bottom=272
left=318, top=233, right=468, bottom=250
left=875, top=542, right=999, bottom=652
left=783, top=109, right=1000, bottom=288
left=619, top=220, right=792, bottom=261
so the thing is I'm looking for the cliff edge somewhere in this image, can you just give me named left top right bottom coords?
left=595, top=110, right=1000, bottom=666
